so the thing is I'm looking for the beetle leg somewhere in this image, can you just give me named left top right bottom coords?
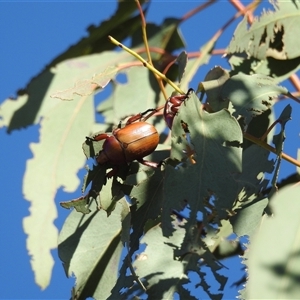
left=88, top=133, right=110, bottom=141
left=126, top=108, right=158, bottom=125
left=140, top=108, right=159, bottom=122
left=125, top=113, right=143, bottom=124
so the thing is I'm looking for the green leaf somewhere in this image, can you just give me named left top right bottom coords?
left=22, top=91, right=94, bottom=289
left=125, top=161, right=156, bottom=186
left=206, top=220, right=234, bottom=254
left=272, top=104, right=292, bottom=154
left=229, top=144, right=274, bottom=238
left=1, top=52, right=125, bottom=131
left=0, top=0, right=148, bottom=131
left=240, top=144, right=274, bottom=200
left=60, top=195, right=91, bottom=214
left=231, top=198, right=268, bottom=238
left=176, top=51, right=188, bottom=84
left=227, top=1, right=300, bottom=60
left=18, top=55, right=118, bottom=291
left=268, top=104, right=292, bottom=201
left=246, top=185, right=300, bottom=299
left=58, top=199, right=130, bottom=300
left=177, top=285, right=199, bottom=300
left=102, top=178, right=125, bottom=215
left=200, top=66, right=231, bottom=112
left=163, top=92, right=243, bottom=235
left=221, top=73, right=288, bottom=125
left=82, top=135, right=107, bottom=160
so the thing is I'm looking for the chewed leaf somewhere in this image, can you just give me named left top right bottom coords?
left=221, top=73, right=288, bottom=125
left=51, top=66, right=117, bottom=100
left=227, top=1, right=300, bottom=60
left=22, top=92, right=94, bottom=289
left=82, top=132, right=107, bottom=159
left=163, top=92, right=243, bottom=235
left=273, top=104, right=292, bottom=154
left=276, top=103, right=292, bottom=126
left=60, top=195, right=91, bottom=214
left=267, top=104, right=292, bottom=199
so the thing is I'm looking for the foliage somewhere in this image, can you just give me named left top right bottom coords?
left=1, top=1, right=300, bottom=299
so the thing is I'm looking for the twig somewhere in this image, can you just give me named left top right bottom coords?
left=108, top=36, right=185, bottom=95
left=244, top=132, right=300, bottom=167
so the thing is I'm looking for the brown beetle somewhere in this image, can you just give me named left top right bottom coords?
left=89, top=109, right=161, bottom=176
left=95, top=122, right=159, bottom=166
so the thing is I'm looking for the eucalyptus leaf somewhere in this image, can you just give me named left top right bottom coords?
left=58, top=199, right=129, bottom=299
left=246, top=185, right=300, bottom=299
left=163, top=91, right=243, bottom=235
left=227, top=1, right=300, bottom=60
left=201, top=66, right=230, bottom=112
left=60, top=195, right=91, bottom=214
left=176, top=51, right=188, bottom=84
left=221, top=73, right=288, bottom=125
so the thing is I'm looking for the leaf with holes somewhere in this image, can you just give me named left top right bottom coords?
left=227, top=1, right=300, bottom=60
left=221, top=73, right=289, bottom=125
left=163, top=91, right=243, bottom=237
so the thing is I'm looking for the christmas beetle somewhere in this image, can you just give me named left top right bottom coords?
left=88, top=109, right=161, bottom=176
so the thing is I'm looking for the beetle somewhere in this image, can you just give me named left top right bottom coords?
left=164, top=88, right=194, bottom=129
left=88, top=109, right=161, bottom=177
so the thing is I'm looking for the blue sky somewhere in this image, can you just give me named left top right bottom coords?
left=0, top=1, right=299, bottom=299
